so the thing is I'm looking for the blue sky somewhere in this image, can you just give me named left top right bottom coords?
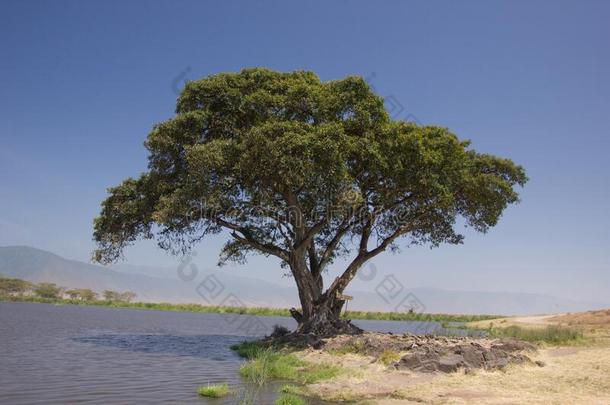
left=1, top=0, right=609, bottom=304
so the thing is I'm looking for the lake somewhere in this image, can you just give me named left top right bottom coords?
left=0, top=302, right=476, bottom=404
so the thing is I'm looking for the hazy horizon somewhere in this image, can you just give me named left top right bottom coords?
left=2, top=245, right=607, bottom=315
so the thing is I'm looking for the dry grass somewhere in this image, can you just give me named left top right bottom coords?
left=304, top=345, right=610, bottom=404
left=378, top=349, right=402, bottom=366
left=390, top=345, right=610, bottom=404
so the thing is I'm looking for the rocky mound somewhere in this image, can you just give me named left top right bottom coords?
left=394, top=339, right=535, bottom=372
left=319, top=332, right=539, bottom=373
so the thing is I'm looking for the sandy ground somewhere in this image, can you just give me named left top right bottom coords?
left=468, top=308, right=610, bottom=331
left=296, top=309, right=610, bottom=404
left=467, top=314, right=563, bottom=329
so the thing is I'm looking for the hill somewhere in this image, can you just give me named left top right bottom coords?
left=0, top=246, right=604, bottom=315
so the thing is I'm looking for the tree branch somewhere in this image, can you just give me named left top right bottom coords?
left=325, top=215, right=420, bottom=298
left=293, top=218, right=327, bottom=251
left=318, top=217, right=354, bottom=271
left=215, top=218, right=289, bottom=260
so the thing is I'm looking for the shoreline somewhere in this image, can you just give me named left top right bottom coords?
left=0, top=295, right=502, bottom=323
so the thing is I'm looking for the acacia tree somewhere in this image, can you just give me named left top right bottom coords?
left=93, top=68, right=527, bottom=335
left=34, top=283, right=62, bottom=299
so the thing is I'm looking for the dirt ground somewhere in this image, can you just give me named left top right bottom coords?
left=295, top=309, right=610, bottom=404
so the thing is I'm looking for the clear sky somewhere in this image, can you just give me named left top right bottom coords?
left=1, top=0, right=609, bottom=304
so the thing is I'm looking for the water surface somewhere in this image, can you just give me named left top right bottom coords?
left=0, top=302, right=476, bottom=404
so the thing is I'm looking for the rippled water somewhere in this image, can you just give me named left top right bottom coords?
left=0, top=302, right=478, bottom=404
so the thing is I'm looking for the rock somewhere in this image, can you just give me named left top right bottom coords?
left=395, top=339, right=535, bottom=373
left=395, top=351, right=442, bottom=372
left=457, top=345, right=485, bottom=368
left=535, top=360, right=546, bottom=367
left=320, top=332, right=537, bottom=374
left=489, top=357, right=509, bottom=369
left=492, top=338, right=536, bottom=352
left=437, top=354, right=463, bottom=372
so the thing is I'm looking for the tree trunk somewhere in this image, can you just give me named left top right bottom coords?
left=288, top=251, right=362, bottom=337
left=293, top=294, right=362, bottom=336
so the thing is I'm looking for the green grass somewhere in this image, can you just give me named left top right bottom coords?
left=231, top=340, right=264, bottom=358
left=275, top=393, right=307, bottom=405
left=488, top=325, right=584, bottom=344
left=1, top=295, right=502, bottom=323
left=197, top=383, right=230, bottom=398
left=239, top=350, right=302, bottom=381
left=233, top=342, right=341, bottom=386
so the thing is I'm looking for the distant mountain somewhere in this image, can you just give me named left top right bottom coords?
left=1, top=246, right=605, bottom=315
left=0, top=246, right=297, bottom=307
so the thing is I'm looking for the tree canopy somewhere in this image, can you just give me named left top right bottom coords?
left=93, top=68, right=527, bottom=334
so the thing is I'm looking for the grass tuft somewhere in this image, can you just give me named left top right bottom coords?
left=233, top=342, right=341, bottom=386
left=275, top=393, right=307, bottom=405
left=378, top=349, right=402, bottom=365
left=197, top=383, right=230, bottom=398
left=231, top=340, right=264, bottom=359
